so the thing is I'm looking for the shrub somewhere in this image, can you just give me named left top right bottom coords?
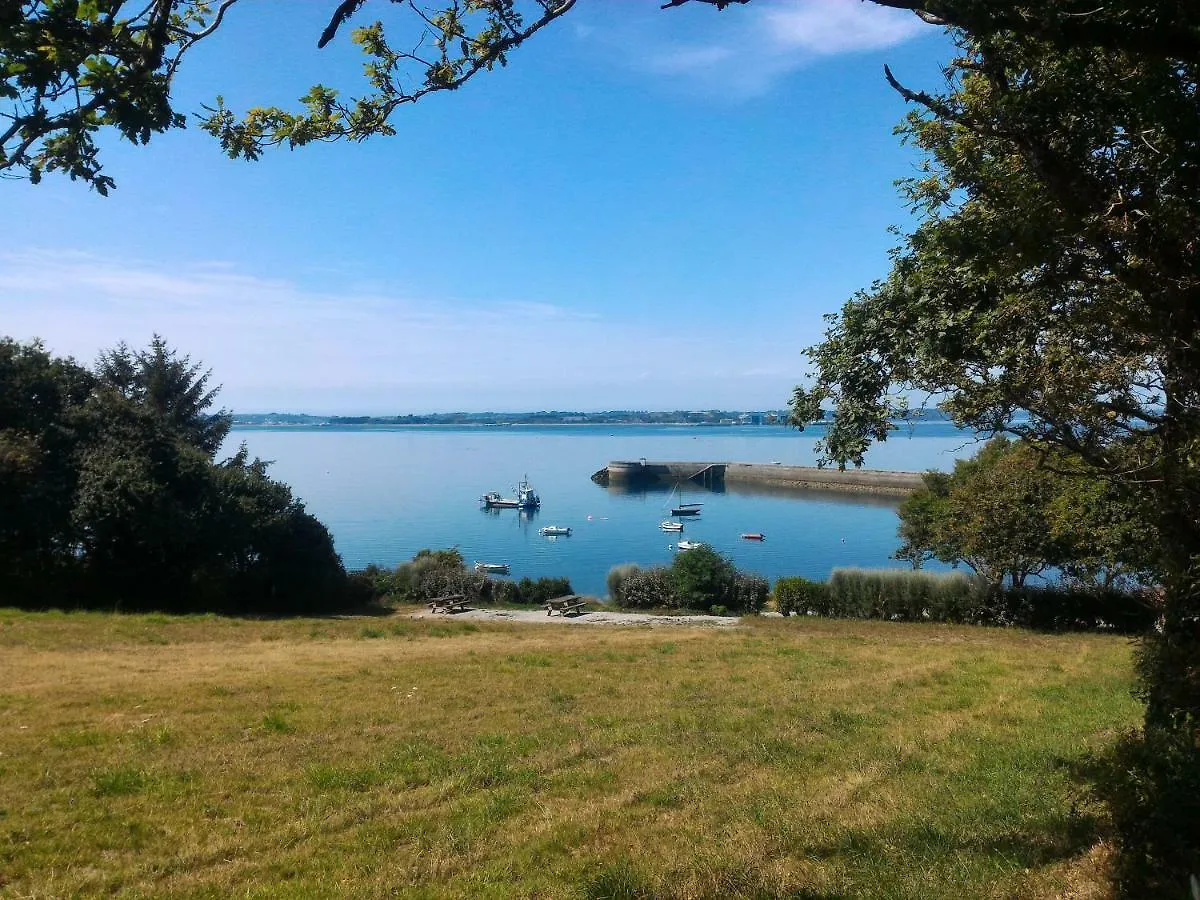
left=826, top=568, right=981, bottom=622
left=779, top=569, right=1154, bottom=634
left=617, top=567, right=675, bottom=610
left=392, top=548, right=486, bottom=603
left=1095, top=725, right=1200, bottom=896
left=515, top=576, right=573, bottom=606
left=999, top=584, right=1158, bottom=633
left=343, top=570, right=386, bottom=607
left=772, top=576, right=828, bottom=616
left=486, top=579, right=521, bottom=605
left=670, top=545, right=735, bottom=611
left=606, top=563, right=641, bottom=604
left=731, top=572, right=768, bottom=614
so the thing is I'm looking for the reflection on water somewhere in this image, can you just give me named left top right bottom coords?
left=604, top=480, right=727, bottom=497
left=721, top=481, right=903, bottom=509
left=603, top=478, right=902, bottom=509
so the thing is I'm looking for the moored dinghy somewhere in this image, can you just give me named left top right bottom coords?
left=660, top=520, right=684, bottom=532
left=740, top=533, right=766, bottom=541
left=474, top=561, right=510, bottom=574
left=539, top=525, right=571, bottom=536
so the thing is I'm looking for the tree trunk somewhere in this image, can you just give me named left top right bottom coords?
left=1141, top=353, right=1200, bottom=737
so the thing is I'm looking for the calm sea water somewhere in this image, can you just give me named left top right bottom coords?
left=225, top=424, right=980, bottom=597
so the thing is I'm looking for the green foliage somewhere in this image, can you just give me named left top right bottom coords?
left=91, top=766, right=149, bottom=797
left=514, top=576, right=572, bottom=606
left=95, top=336, right=230, bottom=454
left=392, top=548, right=485, bottom=603
left=370, top=551, right=571, bottom=607
left=784, top=16, right=1199, bottom=881
left=1093, top=725, right=1200, bottom=898
left=0, top=336, right=349, bottom=614
left=772, top=576, right=828, bottom=617
left=200, top=1, right=578, bottom=163
left=0, top=0, right=218, bottom=192
left=606, top=563, right=640, bottom=604
left=895, top=438, right=1057, bottom=588
left=614, top=567, right=675, bottom=611
left=486, top=579, right=522, bottom=605
left=898, top=438, right=1159, bottom=595
left=731, top=572, right=768, bottom=614
left=781, top=568, right=1156, bottom=634
left=609, top=554, right=764, bottom=613
left=826, top=568, right=981, bottom=623
left=669, top=545, right=735, bottom=611
left=1043, top=462, right=1159, bottom=590
left=9, top=1, right=1199, bottom=199
left=0, top=339, right=95, bottom=595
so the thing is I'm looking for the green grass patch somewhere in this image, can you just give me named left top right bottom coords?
left=0, top=608, right=1137, bottom=898
left=91, top=766, right=150, bottom=797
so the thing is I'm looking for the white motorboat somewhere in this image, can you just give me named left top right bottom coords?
left=675, top=540, right=702, bottom=551
left=659, top=520, right=684, bottom=532
left=539, top=525, right=571, bottom=536
left=474, top=561, right=510, bottom=573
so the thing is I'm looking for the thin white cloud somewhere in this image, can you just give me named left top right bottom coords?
left=647, top=44, right=737, bottom=75
left=763, top=1, right=926, bottom=56
left=580, top=0, right=927, bottom=98
left=0, top=249, right=800, bottom=412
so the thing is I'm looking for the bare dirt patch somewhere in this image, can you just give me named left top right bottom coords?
left=416, top=606, right=741, bottom=627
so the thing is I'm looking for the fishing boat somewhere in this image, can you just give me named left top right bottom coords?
left=667, top=483, right=703, bottom=517
left=659, top=520, right=684, bottom=532
left=480, top=476, right=540, bottom=510
left=740, top=532, right=766, bottom=541
left=538, top=525, right=571, bottom=536
left=474, top=561, right=510, bottom=574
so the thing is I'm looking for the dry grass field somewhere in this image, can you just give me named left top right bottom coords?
left=0, top=609, right=1138, bottom=898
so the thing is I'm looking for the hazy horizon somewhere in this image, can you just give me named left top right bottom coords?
left=2, top=2, right=953, bottom=411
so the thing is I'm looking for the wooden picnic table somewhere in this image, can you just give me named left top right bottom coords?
left=544, top=595, right=587, bottom=617
left=427, top=594, right=469, bottom=614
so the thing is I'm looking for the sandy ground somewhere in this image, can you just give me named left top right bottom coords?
left=414, top=607, right=744, bottom=627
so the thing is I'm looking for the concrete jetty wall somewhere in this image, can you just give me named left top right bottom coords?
left=593, top=460, right=925, bottom=496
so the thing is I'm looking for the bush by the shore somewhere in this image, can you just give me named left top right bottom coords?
left=772, top=568, right=1156, bottom=634
left=607, top=547, right=766, bottom=614
left=358, top=550, right=572, bottom=607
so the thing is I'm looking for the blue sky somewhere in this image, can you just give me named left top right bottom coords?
left=1, top=0, right=953, bottom=413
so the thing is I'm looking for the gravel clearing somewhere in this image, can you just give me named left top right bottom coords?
left=414, top=607, right=742, bottom=627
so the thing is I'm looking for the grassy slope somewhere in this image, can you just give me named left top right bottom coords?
left=0, top=610, right=1137, bottom=898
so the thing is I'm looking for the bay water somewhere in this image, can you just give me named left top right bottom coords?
left=226, top=423, right=981, bottom=597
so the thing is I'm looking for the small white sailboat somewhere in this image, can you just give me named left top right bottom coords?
left=659, top=520, right=684, bottom=532
left=474, top=561, right=510, bottom=574
left=539, top=525, right=571, bottom=536
left=667, top=482, right=702, bottom=517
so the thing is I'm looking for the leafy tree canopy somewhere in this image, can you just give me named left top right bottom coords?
left=0, top=335, right=347, bottom=613
left=898, top=437, right=1157, bottom=590
left=12, top=2, right=1198, bottom=193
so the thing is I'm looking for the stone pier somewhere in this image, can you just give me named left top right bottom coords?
left=591, top=460, right=924, bottom=496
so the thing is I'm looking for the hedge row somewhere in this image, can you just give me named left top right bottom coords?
left=773, top=568, right=1157, bottom=633
left=351, top=550, right=572, bottom=607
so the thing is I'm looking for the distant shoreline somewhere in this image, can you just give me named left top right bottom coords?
left=230, top=421, right=790, bottom=429
left=230, top=411, right=960, bottom=429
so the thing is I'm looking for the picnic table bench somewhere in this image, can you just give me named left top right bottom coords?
left=544, top=595, right=587, bottom=617
left=428, top=594, right=469, bottom=614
